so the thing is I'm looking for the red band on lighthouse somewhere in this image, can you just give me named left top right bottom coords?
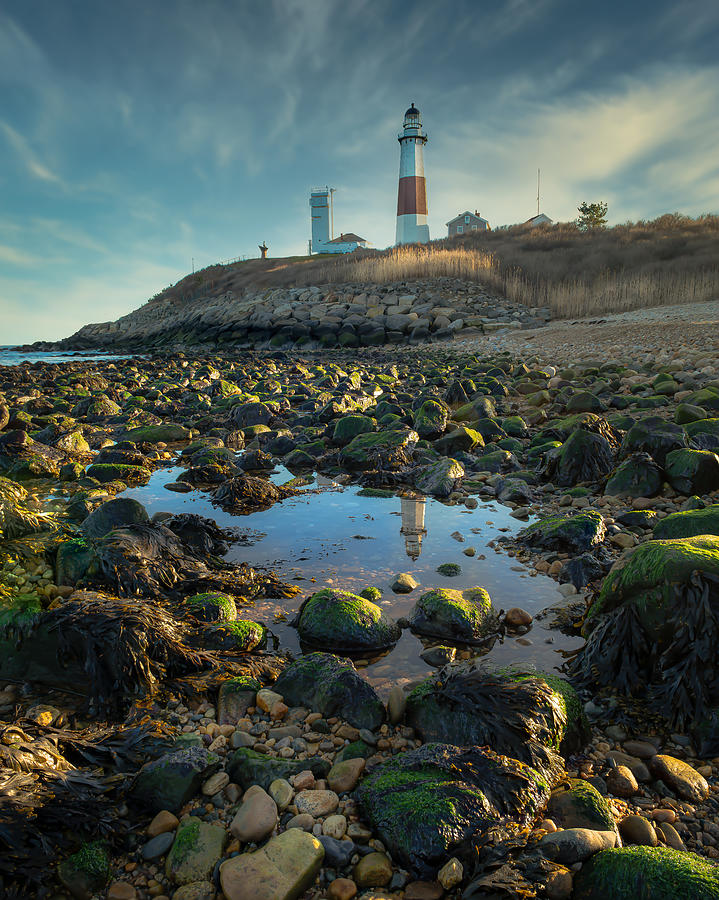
left=397, top=176, right=428, bottom=216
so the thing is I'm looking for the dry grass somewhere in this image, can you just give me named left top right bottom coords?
left=297, top=213, right=719, bottom=318
left=150, top=213, right=719, bottom=319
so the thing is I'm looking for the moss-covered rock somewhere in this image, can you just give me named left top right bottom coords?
left=86, top=463, right=152, bottom=485
left=413, top=399, right=449, bottom=439
left=203, top=619, right=267, bottom=651
left=354, top=742, right=551, bottom=878
left=120, top=424, right=190, bottom=443
left=664, top=448, right=719, bottom=494
left=296, top=588, right=400, bottom=653
left=81, top=497, right=150, bottom=540
left=433, top=426, right=483, bottom=455
left=566, top=391, right=606, bottom=413
left=339, top=427, right=418, bottom=469
left=414, top=457, right=464, bottom=497
left=166, top=816, right=227, bottom=885
left=273, top=652, right=385, bottom=731
left=58, top=841, right=110, bottom=898
left=332, top=414, right=375, bottom=446
left=547, top=778, right=617, bottom=833
left=604, top=452, right=664, bottom=498
left=573, top=845, right=719, bottom=900
left=408, top=587, right=498, bottom=645
left=546, top=428, right=616, bottom=486
left=405, top=662, right=583, bottom=767
left=129, top=747, right=221, bottom=814
left=619, top=416, right=688, bottom=466
left=518, top=510, right=606, bottom=553
left=653, top=505, right=719, bottom=539
left=185, top=591, right=237, bottom=623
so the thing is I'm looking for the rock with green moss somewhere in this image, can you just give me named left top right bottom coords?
left=686, top=388, right=719, bottom=412
left=296, top=588, right=400, bottom=653
left=502, top=415, right=528, bottom=438
left=58, top=841, right=110, bottom=898
left=433, top=425, right=484, bottom=455
left=360, top=586, right=382, bottom=602
left=218, top=675, right=261, bottom=724
left=604, top=452, right=664, bottom=498
left=408, top=587, right=498, bottom=645
left=664, top=448, right=719, bottom=495
left=566, top=391, right=606, bottom=414
left=166, top=816, right=227, bottom=885
left=547, top=778, right=617, bottom=833
left=653, top=505, right=719, bottom=539
left=273, top=652, right=384, bottom=731
left=204, top=619, right=267, bottom=651
left=518, top=510, right=606, bottom=553
left=56, top=535, right=98, bottom=585
left=619, top=416, right=687, bottom=466
left=226, top=747, right=331, bottom=791
left=413, top=399, right=449, bottom=439
left=332, top=414, right=375, bottom=446
left=474, top=448, right=518, bottom=473
left=686, top=418, right=719, bottom=441
left=354, top=742, right=551, bottom=878
left=339, top=427, right=418, bottom=469
left=185, top=591, right=237, bottom=623
left=676, top=403, right=708, bottom=425
left=577, top=536, right=719, bottom=726
left=573, top=845, right=719, bottom=900
left=120, top=424, right=190, bottom=443
left=405, top=662, right=582, bottom=771
left=129, top=747, right=221, bottom=814
left=414, top=457, right=464, bottom=498
left=81, top=497, right=150, bottom=539
left=86, top=463, right=152, bottom=485
left=544, top=428, right=616, bottom=487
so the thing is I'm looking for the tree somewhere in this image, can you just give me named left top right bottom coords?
left=577, top=201, right=608, bottom=231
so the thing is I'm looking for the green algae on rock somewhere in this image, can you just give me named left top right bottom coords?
left=619, top=416, right=688, bottom=466
left=226, top=748, right=331, bottom=791
left=86, top=463, right=152, bottom=486
left=129, top=747, right=221, bottom=814
left=295, top=588, right=400, bottom=653
left=408, top=587, right=499, bottom=645
left=653, top=504, right=719, bottom=539
left=57, top=841, right=110, bottom=898
left=604, top=452, right=664, bottom=498
left=544, top=428, right=615, bottom=486
left=573, top=845, right=719, bottom=900
left=518, top=510, right=606, bottom=553
left=339, top=427, right=418, bottom=469
left=664, top=447, right=719, bottom=495
left=204, top=619, right=267, bottom=651
left=547, top=778, right=617, bottom=834
left=354, top=742, right=551, bottom=879
left=185, top=591, right=238, bottom=623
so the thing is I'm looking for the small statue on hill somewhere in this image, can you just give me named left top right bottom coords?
left=259, top=242, right=268, bottom=259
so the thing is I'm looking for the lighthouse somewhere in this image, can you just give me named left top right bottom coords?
left=395, top=103, right=430, bottom=246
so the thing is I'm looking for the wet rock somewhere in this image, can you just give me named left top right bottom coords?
left=605, top=765, right=638, bottom=797
left=295, top=789, right=339, bottom=817
left=318, top=835, right=356, bottom=868
left=653, top=504, right=719, bottom=539
left=57, top=841, right=110, bottom=899
left=619, top=815, right=657, bottom=846
left=81, top=497, right=150, bottom=539
left=355, top=742, right=551, bottom=878
left=391, top=572, right=418, bottom=593
left=184, top=591, right=237, bottom=623
left=148, top=810, right=180, bottom=837
left=294, top=588, right=400, bottom=653
left=408, top=587, right=499, bottom=645
left=558, top=553, right=605, bottom=589
left=619, top=416, right=688, bottom=466
left=339, top=427, right=418, bottom=470
left=273, top=653, right=385, bottom=731
left=547, top=779, right=617, bottom=833
left=219, top=829, right=324, bottom=900
left=546, top=429, right=615, bottom=487
left=353, top=852, right=393, bottom=888
left=664, top=448, right=719, bottom=494
left=604, top=453, right=664, bottom=498
left=212, top=475, right=285, bottom=513
left=327, top=757, right=366, bottom=794
left=217, top=675, right=260, bottom=724
left=226, top=748, right=330, bottom=792
left=129, top=747, right=221, bottom=814
left=420, top=645, right=456, bottom=666
left=504, top=607, right=532, bottom=628
left=142, top=831, right=175, bottom=860
left=405, top=662, right=586, bottom=771
left=414, top=458, right=464, bottom=498
left=518, top=510, right=606, bottom=553
left=413, top=400, right=449, bottom=440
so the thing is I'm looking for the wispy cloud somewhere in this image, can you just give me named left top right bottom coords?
left=0, top=244, right=46, bottom=266
left=0, top=121, right=66, bottom=187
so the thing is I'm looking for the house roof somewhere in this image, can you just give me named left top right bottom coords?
left=446, top=211, right=488, bottom=226
left=525, top=214, right=553, bottom=224
left=326, top=233, right=367, bottom=244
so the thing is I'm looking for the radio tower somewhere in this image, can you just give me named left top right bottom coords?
left=395, top=103, right=430, bottom=245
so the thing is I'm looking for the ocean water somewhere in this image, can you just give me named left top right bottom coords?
left=0, top=347, right=134, bottom=366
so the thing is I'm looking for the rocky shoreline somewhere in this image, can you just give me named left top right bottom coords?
left=25, top=280, right=551, bottom=353
left=1, top=324, right=719, bottom=899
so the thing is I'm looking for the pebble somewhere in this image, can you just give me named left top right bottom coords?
left=622, top=739, right=659, bottom=759
left=353, top=851, right=393, bottom=888
left=328, top=877, right=358, bottom=899
left=437, top=856, right=463, bottom=889
left=328, top=758, right=366, bottom=794
left=649, top=755, right=710, bottom=802
left=605, top=765, right=639, bottom=798
left=404, top=881, right=444, bottom=899
left=141, top=831, right=175, bottom=860
left=322, top=814, right=348, bottom=839
left=229, top=785, right=278, bottom=842
left=656, top=821, right=687, bottom=850
left=391, top=572, right=418, bottom=593
left=620, top=814, right=658, bottom=846
left=256, top=689, right=283, bottom=712
left=285, top=813, right=314, bottom=831
left=504, top=607, right=533, bottom=627
left=269, top=778, right=294, bottom=811
left=295, top=789, right=339, bottom=817
left=545, top=870, right=573, bottom=900
left=319, top=834, right=357, bottom=868
left=202, top=771, right=229, bottom=796
left=107, top=883, right=138, bottom=900
left=539, top=828, right=617, bottom=864
left=147, top=810, right=180, bottom=837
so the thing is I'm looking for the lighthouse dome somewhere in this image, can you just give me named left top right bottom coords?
left=405, top=104, right=420, bottom=117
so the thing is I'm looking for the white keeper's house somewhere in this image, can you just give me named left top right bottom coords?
left=447, top=210, right=490, bottom=236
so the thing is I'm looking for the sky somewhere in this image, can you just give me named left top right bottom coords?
left=1, top=0, right=719, bottom=343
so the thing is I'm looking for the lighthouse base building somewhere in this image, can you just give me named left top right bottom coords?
left=396, top=104, right=430, bottom=246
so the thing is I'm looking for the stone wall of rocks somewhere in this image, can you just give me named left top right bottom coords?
left=56, top=279, right=551, bottom=351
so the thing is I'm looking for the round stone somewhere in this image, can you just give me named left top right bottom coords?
left=322, top=814, right=348, bottom=839
left=353, top=851, right=393, bottom=888
left=605, top=764, right=638, bottom=797
left=504, top=607, right=533, bottom=628
left=619, top=814, right=658, bottom=846
left=294, top=789, right=339, bottom=817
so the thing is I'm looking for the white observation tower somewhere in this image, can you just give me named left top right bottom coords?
left=395, top=103, right=429, bottom=246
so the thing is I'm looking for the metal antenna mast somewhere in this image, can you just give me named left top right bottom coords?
left=537, top=168, right=540, bottom=217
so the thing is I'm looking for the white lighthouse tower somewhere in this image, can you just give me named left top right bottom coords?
left=395, top=103, right=430, bottom=246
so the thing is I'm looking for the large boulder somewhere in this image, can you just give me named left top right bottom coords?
left=81, top=497, right=150, bottom=540
left=664, top=448, right=719, bottom=495
left=414, top=457, right=464, bottom=498
left=212, top=475, right=285, bottom=513
left=544, top=429, right=615, bottom=486
left=619, top=417, right=687, bottom=466
left=295, top=588, right=400, bottom=653
left=332, top=415, right=375, bottom=447
left=604, top=453, right=664, bottom=498
left=518, top=510, right=606, bottom=553
left=573, top=846, right=719, bottom=900
left=413, top=399, right=449, bottom=439
left=576, top=536, right=719, bottom=726
left=120, top=424, right=190, bottom=443
left=339, top=427, right=418, bottom=469
left=355, top=742, right=551, bottom=878
left=405, top=661, right=585, bottom=769
left=272, top=653, right=385, bottom=731
left=219, top=829, right=324, bottom=900
left=408, top=587, right=499, bottom=645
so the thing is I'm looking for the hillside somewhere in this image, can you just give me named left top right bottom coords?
left=49, top=213, right=719, bottom=351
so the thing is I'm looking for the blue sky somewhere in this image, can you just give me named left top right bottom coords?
left=1, top=0, right=718, bottom=343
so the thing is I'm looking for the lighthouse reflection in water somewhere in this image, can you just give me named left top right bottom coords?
left=400, top=495, right=427, bottom=559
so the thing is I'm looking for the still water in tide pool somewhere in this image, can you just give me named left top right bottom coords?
left=125, top=464, right=583, bottom=696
